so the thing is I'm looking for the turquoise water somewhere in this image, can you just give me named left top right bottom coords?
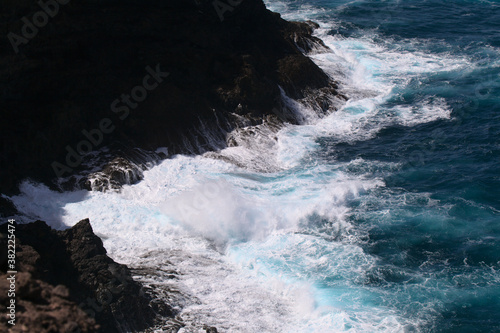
left=263, top=0, right=500, bottom=331
left=9, top=0, right=500, bottom=331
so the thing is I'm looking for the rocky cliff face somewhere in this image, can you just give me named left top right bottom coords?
left=0, top=219, right=172, bottom=333
left=0, top=0, right=341, bottom=195
left=0, top=1, right=344, bottom=331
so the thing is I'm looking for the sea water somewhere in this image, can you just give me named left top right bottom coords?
left=8, top=0, right=500, bottom=332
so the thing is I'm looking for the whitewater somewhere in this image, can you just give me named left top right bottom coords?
left=7, top=0, right=500, bottom=332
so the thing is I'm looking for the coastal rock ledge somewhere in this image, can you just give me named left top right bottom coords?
left=0, top=219, right=178, bottom=333
left=0, top=0, right=343, bottom=194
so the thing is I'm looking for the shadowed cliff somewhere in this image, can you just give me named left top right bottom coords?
left=0, top=0, right=341, bottom=195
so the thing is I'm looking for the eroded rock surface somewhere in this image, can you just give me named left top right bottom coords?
left=0, top=219, right=172, bottom=332
left=0, top=0, right=342, bottom=194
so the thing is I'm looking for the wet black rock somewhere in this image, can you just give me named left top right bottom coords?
left=0, top=0, right=342, bottom=195
left=0, top=196, right=17, bottom=218
left=203, top=324, right=219, bottom=333
left=84, top=157, right=145, bottom=191
left=0, top=219, right=172, bottom=332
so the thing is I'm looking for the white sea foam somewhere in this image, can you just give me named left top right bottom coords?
left=10, top=157, right=391, bottom=332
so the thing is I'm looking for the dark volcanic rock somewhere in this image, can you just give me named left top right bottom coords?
left=84, top=157, right=145, bottom=192
left=0, top=219, right=171, bottom=332
left=203, top=324, right=219, bottom=333
left=0, top=272, right=99, bottom=333
left=0, top=196, right=17, bottom=218
left=0, top=0, right=342, bottom=195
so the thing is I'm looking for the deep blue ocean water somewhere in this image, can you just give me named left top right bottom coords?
left=266, top=0, right=500, bottom=331
left=9, top=0, right=500, bottom=332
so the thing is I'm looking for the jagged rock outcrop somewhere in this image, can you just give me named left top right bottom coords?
left=84, top=157, right=145, bottom=192
left=0, top=272, right=99, bottom=333
left=0, top=0, right=342, bottom=195
left=0, top=219, right=172, bottom=332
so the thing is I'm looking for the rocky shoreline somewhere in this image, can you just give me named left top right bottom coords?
left=0, top=0, right=343, bottom=195
left=0, top=219, right=174, bottom=332
left=1, top=0, right=344, bottom=331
